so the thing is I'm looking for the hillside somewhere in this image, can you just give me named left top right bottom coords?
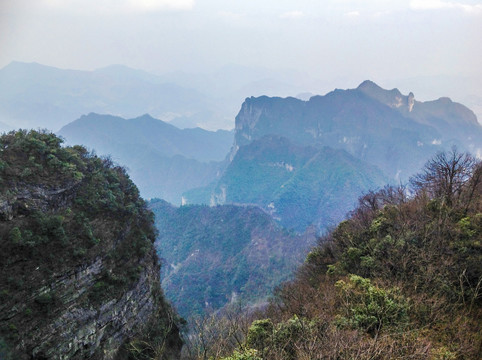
left=186, top=149, right=482, bottom=360
left=58, top=113, right=232, bottom=203
left=149, top=200, right=316, bottom=318
left=184, top=135, right=387, bottom=232
left=0, top=130, right=182, bottom=359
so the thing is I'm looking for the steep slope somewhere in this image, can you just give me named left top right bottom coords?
left=0, top=130, right=182, bottom=360
left=196, top=150, right=482, bottom=360
left=233, top=82, right=482, bottom=181
left=184, top=135, right=387, bottom=232
left=58, top=113, right=232, bottom=203
left=149, top=199, right=316, bottom=318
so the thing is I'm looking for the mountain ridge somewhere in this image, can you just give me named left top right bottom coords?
left=184, top=135, right=387, bottom=232
left=150, top=199, right=316, bottom=318
left=58, top=112, right=232, bottom=203
left=233, top=81, right=481, bottom=181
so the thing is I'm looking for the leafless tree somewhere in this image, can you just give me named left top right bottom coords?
left=410, top=147, right=478, bottom=207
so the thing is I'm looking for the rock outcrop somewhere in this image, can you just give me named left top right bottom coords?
left=0, top=130, right=182, bottom=359
left=231, top=81, right=482, bottom=182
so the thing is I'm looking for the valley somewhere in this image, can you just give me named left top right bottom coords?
left=0, top=64, right=481, bottom=359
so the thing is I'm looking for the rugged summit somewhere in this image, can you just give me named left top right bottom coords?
left=233, top=81, right=482, bottom=181
left=0, top=130, right=182, bottom=359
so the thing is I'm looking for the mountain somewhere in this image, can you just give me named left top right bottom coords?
left=0, top=61, right=222, bottom=131
left=184, top=81, right=481, bottom=233
left=58, top=113, right=233, bottom=203
left=233, top=82, right=482, bottom=181
left=184, top=135, right=387, bottom=232
left=207, top=150, right=482, bottom=360
left=59, top=113, right=233, bottom=162
left=149, top=199, right=316, bottom=318
left=357, top=80, right=481, bottom=152
left=0, top=130, right=182, bottom=359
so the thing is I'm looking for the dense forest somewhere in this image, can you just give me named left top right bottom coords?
left=150, top=199, right=314, bottom=318
left=180, top=148, right=481, bottom=360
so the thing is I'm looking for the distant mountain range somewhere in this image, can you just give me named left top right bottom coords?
left=58, top=113, right=233, bottom=203
left=184, top=81, right=482, bottom=231
left=4, top=64, right=479, bottom=319
left=0, top=61, right=223, bottom=131
left=0, top=62, right=322, bottom=132
left=232, top=81, right=481, bottom=182
left=150, top=199, right=316, bottom=318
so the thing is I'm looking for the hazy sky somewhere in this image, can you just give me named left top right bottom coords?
left=1, top=0, right=482, bottom=102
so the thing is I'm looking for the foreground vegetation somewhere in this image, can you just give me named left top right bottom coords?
left=182, top=148, right=481, bottom=359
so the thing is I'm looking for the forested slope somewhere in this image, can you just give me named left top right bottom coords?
left=185, top=148, right=481, bottom=360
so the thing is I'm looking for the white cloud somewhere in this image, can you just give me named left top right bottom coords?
left=42, top=0, right=195, bottom=13
left=280, top=11, right=304, bottom=19
left=410, top=0, right=482, bottom=14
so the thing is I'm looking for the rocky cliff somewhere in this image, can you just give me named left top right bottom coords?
left=0, top=130, right=182, bottom=359
left=233, top=81, right=482, bottom=181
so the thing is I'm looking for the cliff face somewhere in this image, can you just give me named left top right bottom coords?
left=233, top=81, right=482, bottom=182
left=0, top=130, right=182, bottom=359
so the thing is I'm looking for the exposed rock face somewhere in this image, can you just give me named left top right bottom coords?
left=0, top=130, right=182, bottom=360
left=0, top=182, right=80, bottom=221
left=22, top=250, right=164, bottom=360
left=232, top=81, right=482, bottom=183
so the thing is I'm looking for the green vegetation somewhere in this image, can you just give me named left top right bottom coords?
left=181, top=148, right=482, bottom=359
left=150, top=199, right=314, bottom=318
left=0, top=130, right=180, bottom=359
left=184, top=135, right=387, bottom=232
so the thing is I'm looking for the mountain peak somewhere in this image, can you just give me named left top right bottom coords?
left=357, top=80, right=382, bottom=91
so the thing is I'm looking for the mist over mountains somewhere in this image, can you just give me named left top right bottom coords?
left=58, top=113, right=233, bottom=204
left=1, top=59, right=482, bottom=358
left=0, top=62, right=320, bottom=132
left=232, top=82, right=481, bottom=182
left=184, top=135, right=387, bottom=232
left=0, top=61, right=220, bottom=131
left=2, top=61, right=481, bottom=313
left=184, top=81, right=481, bottom=232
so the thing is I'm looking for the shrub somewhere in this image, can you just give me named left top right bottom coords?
left=220, top=349, right=261, bottom=360
left=8, top=227, right=22, bottom=245
left=335, top=275, right=410, bottom=334
left=246, top=319, right=273, bottom=351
